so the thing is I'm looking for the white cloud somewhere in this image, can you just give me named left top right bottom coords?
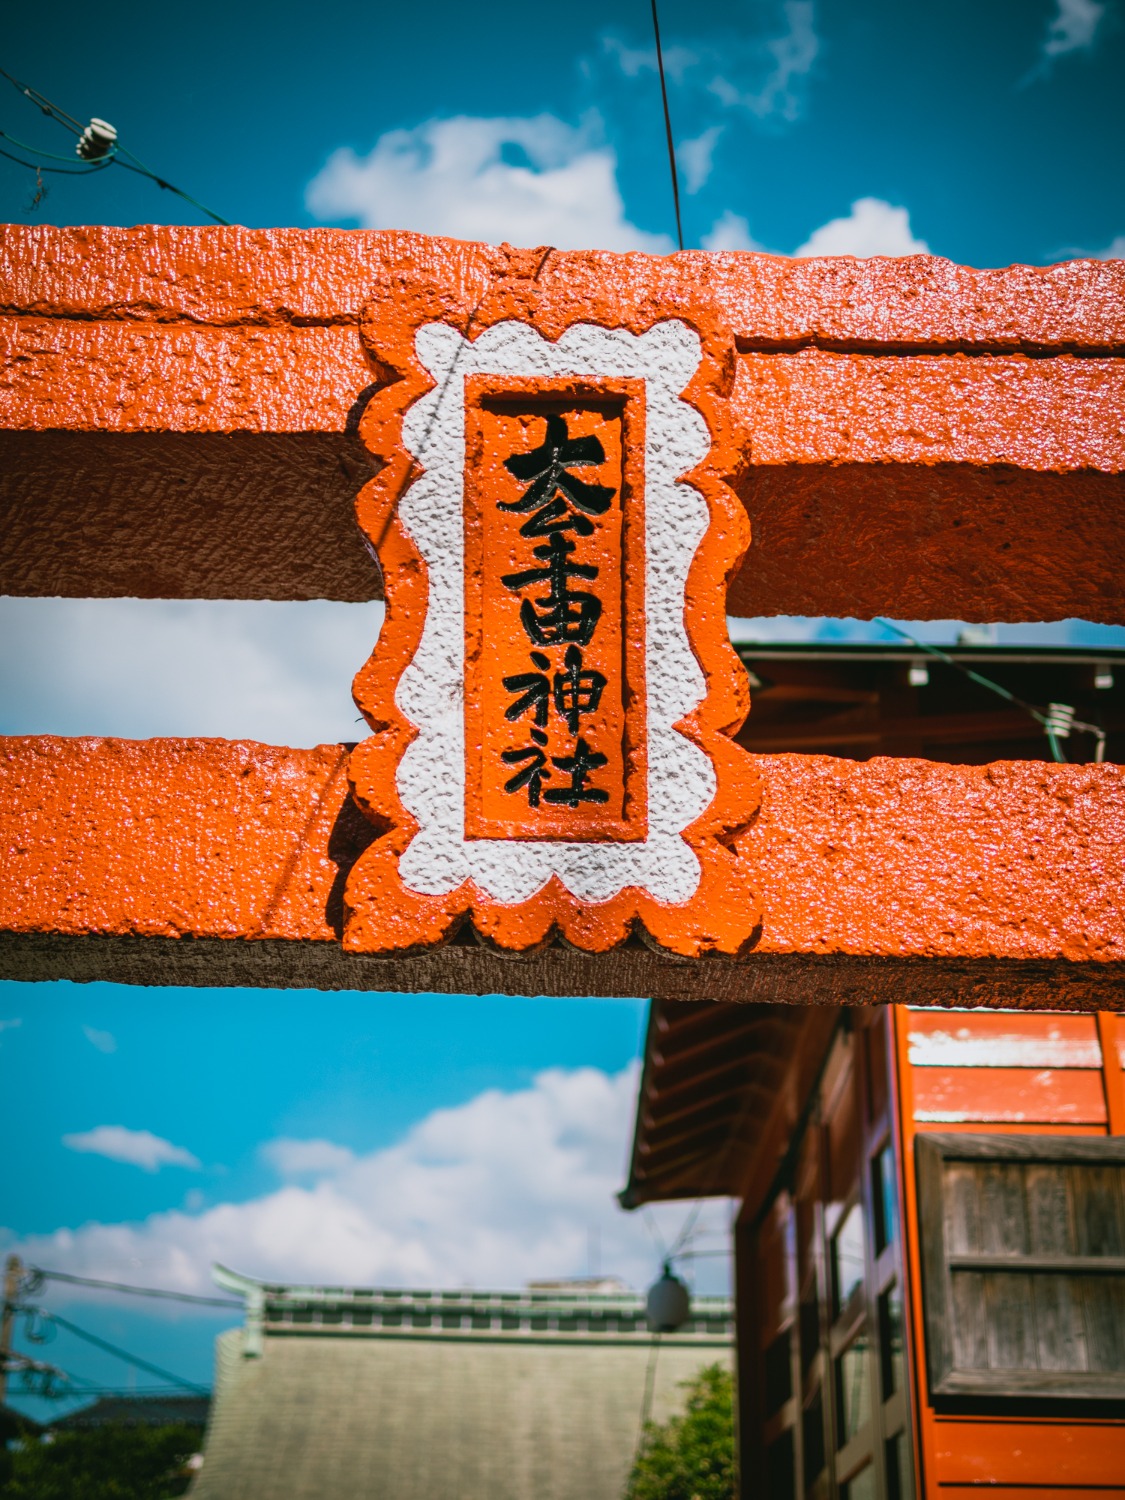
left=602, top=35, right=698, bottom=83
left=82, top=1025, right=117, bottom=1055
left=1095, top=234, right=1125, bottom=259
left=0, top=1018, right=21, bottom=1037
left=793, top=197, right=930, bottom=257
left=700, top=198, right=928, bottom=258
left=62, top=1126, right=202, bottom=1173
left=1042, top=0, right=1105, bottom=57
left=262, top=1138, right=358, bottom=1178
left=709, top=1, right=819, bottom=121
left=306, top=114, right=672, bottom=253
left=0, top=598, right=384, bottom=743
left=21, top=1069, right=730, bottom=1297
left=702, top=210, right=766, bottom=253
left=679, top=126, right=723, bottom=194
left=605, top=4, right=818, bottom=126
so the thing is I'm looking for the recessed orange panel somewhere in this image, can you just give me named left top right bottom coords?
left=463, top=379, right=646, bottom=843
left=912, top=1065, right=1108, bottom=1125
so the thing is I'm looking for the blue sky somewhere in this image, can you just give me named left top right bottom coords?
left=2, top=0, right=1123, bottom=259
left=2, top=987, right=647, bottom=1237
left=2, top=0, right=1124, bottom=1419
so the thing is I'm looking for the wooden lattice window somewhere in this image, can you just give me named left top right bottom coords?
left=916, top=1134, right=1125, bottom=1400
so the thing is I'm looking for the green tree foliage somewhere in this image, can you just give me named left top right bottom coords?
left=624, top=1362, right=736, bottom=1500
left=1, top=1422, right=203, bottom=1500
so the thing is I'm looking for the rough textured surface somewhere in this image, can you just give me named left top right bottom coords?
left=3, top=227, right=1124, bottom=621
left=738, top=753, right=1125, bottom=964
left=3, top=934, right=1120, bottom=1008
left=346, top=285, right=759, bottom=957
left=2, top=737, right=1122, bottom=1005
left=387, top=320, right=713, bottom=906
left=0, top=319, right=367, bottom=432
left=0, top=431, right=381, bottom=600
left=734, top=350, right=1125, bottom=469
left=729, top=463, right=1125, bottom=620
left=5, top=227, right=1124, bottom=348
left=191, top=1324, right=727, bottom=1500
left=6, top=317, right=1121, bottom=465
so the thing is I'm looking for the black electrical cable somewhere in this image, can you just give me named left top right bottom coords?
left=0, top=127, right=114, bottom=164
left=649, top=0, right=685, bottom=251
left=874, top=618, right=1107, bottom=763
left=630, top=1332, right=663, bottom=1470
left=31, top=1268, right=240, bottom=1309
left=31, top=1309, right=209, bottom=1395
left=0, top=144, right=111, bottom=175
left=112, top=155, right=230, bottom=225
left=0, top=65, right=230, bottom=224
left=0, top=65, right=85, bottom=134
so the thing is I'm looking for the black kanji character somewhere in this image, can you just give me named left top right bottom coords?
left=502, top=726, right=551, bottom=806
left=543, top=737, right=610, bottom=807
left=553, top=645, right=607, bottom=735
left=502, top=532, right=602, bottom=647
left=500, top=413, right=615, bottom=537
left=503, top=651, right=552, bottom=726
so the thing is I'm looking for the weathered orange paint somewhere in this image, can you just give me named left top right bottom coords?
left=892, top=1007, right=1125, bottom=1498
left=735, top=755, right=1125, bottom=963
left=3, top=228, right=1125, bottom=623
left=907, top=1008, right=1103, bottom=1061
left=0, top=737, right=350, bottom=943
left=0, top=319, right=365, bottom=433
left=932, top=1419, right=1125, bottom=1490
left=2, top=737, right=1123, bottom=972
left=734, top=350, right=1125, bottom=471
left=911, top=1064, right=1108, bottom=1124
left=344, top=266, right=760, bottom=957
left=1097, top=1012, right=1125, bottom=1133
left=5, top=319, right=1121, bottom=469
left=5, top=227, right=1124, bottom=348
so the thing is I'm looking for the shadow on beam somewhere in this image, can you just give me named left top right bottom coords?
left=4, top=431, right=1124, bottom=622
left=2, top=933, right=1121, bottom=1009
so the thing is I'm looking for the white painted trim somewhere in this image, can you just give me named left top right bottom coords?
left=394, top=319, right=713, bottom=905
left=907, top=1031, right=1104, bottom=1068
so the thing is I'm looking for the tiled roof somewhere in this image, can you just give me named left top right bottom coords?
left=254, top=1282, right=732, bottom=1343
left=189, top=1277, right=732, bottom=1500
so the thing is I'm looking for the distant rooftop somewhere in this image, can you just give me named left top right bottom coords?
left=727, top=616, right=1125, bottom=651
left=213, top=1265, right=734, bottom=1347
left=51, top=1395, right=210, bottom=1431
left=190, top=1267, right=733, bottom=1500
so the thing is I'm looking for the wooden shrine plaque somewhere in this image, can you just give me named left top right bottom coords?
left=344, top=269, right=761, bottom=957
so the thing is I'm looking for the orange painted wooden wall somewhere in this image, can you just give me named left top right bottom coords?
left=892, top=1006, right=1125, bottom=1497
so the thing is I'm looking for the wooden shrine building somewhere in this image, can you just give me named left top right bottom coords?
left=622, top=641, right=1125, bottom=1499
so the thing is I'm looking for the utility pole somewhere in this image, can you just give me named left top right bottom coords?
left=0, top=1254, right=22, bottom=1405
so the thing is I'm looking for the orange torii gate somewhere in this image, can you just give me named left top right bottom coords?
left=0, top=226, right=1123, bottom=1008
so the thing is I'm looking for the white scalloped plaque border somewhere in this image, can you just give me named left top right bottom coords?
left=394, top=318, right=715, bottom=905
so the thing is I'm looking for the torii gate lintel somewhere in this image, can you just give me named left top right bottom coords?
left=1, top=228, right=1122, bottom=1006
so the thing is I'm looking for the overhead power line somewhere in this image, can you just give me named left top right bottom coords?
left=29, top=1267, right=240, bottom=1309
left=51, top=1383, right=206, bottom=1398
left=0, top=65, right=230, bottom=224
left=874, top=618, right=1107, bottom=763
left=649, top=0, right=685, bottom=252
left=30, top=1308, right=209, bottom=1396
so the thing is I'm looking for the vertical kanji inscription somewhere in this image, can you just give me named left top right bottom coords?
left=347, top=310, right=760, bottom=958
left=464, top=379, right=648, bottom=842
